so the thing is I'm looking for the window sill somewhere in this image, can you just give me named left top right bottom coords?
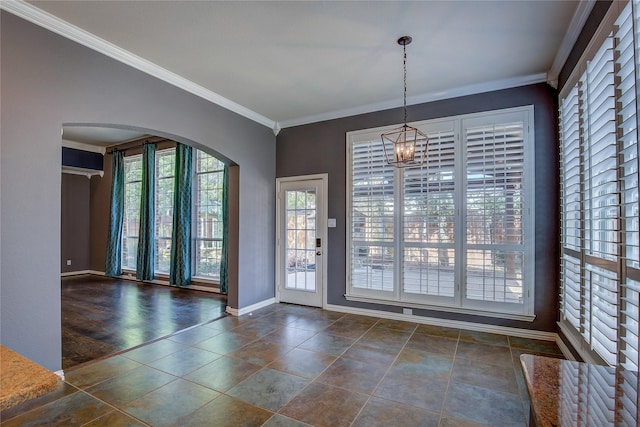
left=344, top=293, right=536, bottom=322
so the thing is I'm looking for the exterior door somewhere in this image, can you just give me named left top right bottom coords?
left=276, top=176, right=326, bottom=307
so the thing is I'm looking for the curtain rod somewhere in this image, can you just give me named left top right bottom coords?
left=105, top=138, right=174, bottom=154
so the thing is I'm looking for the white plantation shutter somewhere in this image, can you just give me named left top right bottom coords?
left=347, top=107, right=534, bottom=316
left=619, top=0, right=640, bottom=371
left=559, top=0, right=640, bottom=369
left=560, top=84, right=583, bottom=332
left=572, top=33, right=619, bottom=366
left=583, top=35, right=618, bottom=263
left=403, top=127, right=456, bottom=300
left=559, top=361, right=638, bottom=426
left=587, top=266, right=618, bottom=366
left=464, top=120, right=526, bottom=305
left=584, top=65, right=620, bottom=366
left=617, top=369, right=639, bottom=425
left=350, top=137, right=395, bottom=293
left=621, top=279, right=640, bottom=370
left=558, top=362, right=580, bottom=426
left=561, top=84, right=582, bottom=253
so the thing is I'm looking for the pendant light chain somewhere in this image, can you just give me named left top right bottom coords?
left=403, top=42, right=408, bottom=124
left=380, top=35, right=428, bottom=168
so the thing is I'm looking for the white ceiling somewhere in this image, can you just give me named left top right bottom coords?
left=62, top=126, right=147, bottom=148
left=15, top=1, right=584, bottom=131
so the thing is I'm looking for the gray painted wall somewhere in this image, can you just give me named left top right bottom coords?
left=1, top=12, right=276, bottom=370
left=277, top=83, right=560, bottom=332
left=61, top=174, right=91, bottom=273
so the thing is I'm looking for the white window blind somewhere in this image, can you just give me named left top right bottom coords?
left=560, top=84, right=583, bottom=334
left=464, top=121, right=525, bottom=305
left=403, top=127, right=456, bottom=300
left=350, top=138, right=395, bottom=293
left=122, top=154, right=142, bottom=270
left=620, top=0, right=640, bottom=372
left=347, top=107, right=534, bottom=317
left=559, top=0, right=640, bottom=369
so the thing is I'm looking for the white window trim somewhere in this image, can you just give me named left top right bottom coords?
left=154, top=147, right=176, bottom=275
left=345, top=106, right=535, bottom=320
left=192, top=152, right=225, bottom=280
left=122, top=153, right=142, bottom=271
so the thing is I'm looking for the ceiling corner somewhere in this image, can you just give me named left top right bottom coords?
left=0, top=0, right=277, bottom=130
left=547, top=0, right=597, bottom=86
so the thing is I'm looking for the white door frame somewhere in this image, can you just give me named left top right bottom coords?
left=275, top=173, right=328, bottom=308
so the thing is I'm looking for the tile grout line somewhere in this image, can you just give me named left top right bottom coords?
left=436, top=329, right=460, bottom=427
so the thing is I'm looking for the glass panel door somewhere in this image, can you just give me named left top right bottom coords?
left=277, top=177, right=325, bottom=307
left=285, top=188, right=317, bottom=292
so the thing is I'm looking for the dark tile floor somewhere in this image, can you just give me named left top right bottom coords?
left=1, top=304, right=564, bottom=426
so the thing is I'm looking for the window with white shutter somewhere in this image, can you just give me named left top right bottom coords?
left=403, top=124, right=456, bottom=302
left=560, top=84, right=583, bottom=334
left=620, top=0, right=640, bottom=371
left=350, top=137, right=395, bottom=295
left=559, top=0, right=640, bottom=369
left=347, top=107, right=534, bottom=317
left=463, top=118, right=527, bottom=307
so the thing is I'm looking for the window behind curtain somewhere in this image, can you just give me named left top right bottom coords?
left=122, top=154, right=142, bottom=270
left=154, top=148, right=176, bottom=274
left=194, top=151, right=225, bottom=279
left=119, top=146, right=226, bottom=283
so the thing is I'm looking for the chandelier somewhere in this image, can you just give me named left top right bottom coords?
left=381, top=36, right=428, bottom=168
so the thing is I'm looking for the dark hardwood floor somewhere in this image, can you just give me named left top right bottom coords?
left=61, top=275, right=226, bottom=369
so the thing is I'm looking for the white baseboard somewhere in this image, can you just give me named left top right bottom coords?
left=325, top=303, right=558, bottom=342
left=64, top=270, right=219, bottom=293
left=60, top=270, right=95, bottom=277
left=88, top=270, right=105, bottom=276
left=54, top=370, right=65, bottom=380
left=555, top=335, right=576, bottom=361
left=226, top=298, right=276, bottom=316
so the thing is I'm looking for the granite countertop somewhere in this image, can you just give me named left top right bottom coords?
left=0, top=345, right=63, bottom=411
left=519, top=354, right=639, bottom=427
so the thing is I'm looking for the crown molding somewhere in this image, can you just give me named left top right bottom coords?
left=0, top=0, right=277, bottom=130
left=547, top=0, right=597, bottom=88
left=278, top=72, right=547, bottom=129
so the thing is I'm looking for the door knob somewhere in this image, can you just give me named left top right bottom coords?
left=316, top=251, right=322, bottom=256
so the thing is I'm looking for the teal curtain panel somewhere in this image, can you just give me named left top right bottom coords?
left=170, top=143, right=193, bottom=286
left=105, top=150, right=124, bottom=277
left=136, top=143, right=156, bottom=280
